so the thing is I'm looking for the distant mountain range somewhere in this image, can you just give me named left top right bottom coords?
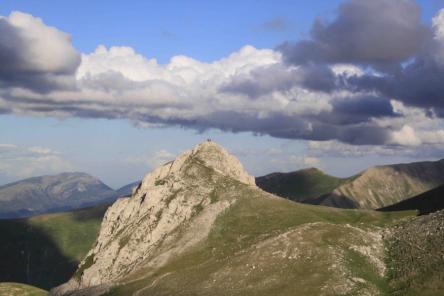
left=3, top=158, right=444, bottom=219
left=258, top=159, right=444, bottom=210
left=0, top=172, right=118, bottom=218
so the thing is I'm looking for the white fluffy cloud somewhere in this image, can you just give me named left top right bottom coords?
left=0, top=11, right=80, bottom=91
left=1, top=8, right=444, bottom=152
left=0, top=144, right=73, bottom=178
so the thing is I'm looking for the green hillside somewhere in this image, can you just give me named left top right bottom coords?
left=105, top=182, right=412, bottom=296
left=256, top=168, right=351, bottom=202
left=0, top=282, right=47, bottom=296
left=0, top=203, right=109, bottom=290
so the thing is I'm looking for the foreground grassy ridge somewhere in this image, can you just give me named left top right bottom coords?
left=256, top=168, right=352, bottom=202
left=0, top=204, right=108, bottom=290
left=386, top=210, right=444, bottom=296
left=106, top=177, right=412, bottom=296
left=0, top=282, right=47, bottom=296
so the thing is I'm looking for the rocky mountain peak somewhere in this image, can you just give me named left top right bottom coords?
left=136, top=140, right=254, bottom=194
left=190, top=140, right=255, bottom=186
left=51, top=141, right=255, bottom=295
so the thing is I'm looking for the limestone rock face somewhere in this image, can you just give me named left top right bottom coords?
left=50, top=141, right=255, bottom=295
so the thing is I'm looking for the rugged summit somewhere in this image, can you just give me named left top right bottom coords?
left=0, top=172, right=117, bottom=218
left=314, top=159, right=444, bottom=209
left=52, top=141, right=255, bottom=294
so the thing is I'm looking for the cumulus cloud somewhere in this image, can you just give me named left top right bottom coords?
left=0, top=11, right=80, bottom=92
left=1, top=41, right=399, bottom=145
left=1, top=4, right=444, bottom=152
left=0, top=144, right=73, bottom=178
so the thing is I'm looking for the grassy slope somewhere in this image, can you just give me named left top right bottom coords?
left=105, top=179, right=412, bottom=296
left=256, top=168, right=351, bottom=202
left=0, top=282, right=47, bottom=296
left=0, top=204, right=108, bottom=290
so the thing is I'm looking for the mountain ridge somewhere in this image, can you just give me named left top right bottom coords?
left=317, top=159, right=444, bottom=209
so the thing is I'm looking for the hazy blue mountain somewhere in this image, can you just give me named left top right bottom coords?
left=116, top=180, right=141, bottom=197
left=0, top=172, right=118, bottom=218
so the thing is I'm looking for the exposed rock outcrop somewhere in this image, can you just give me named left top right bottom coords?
left=50, top=141, right=255, bottom=295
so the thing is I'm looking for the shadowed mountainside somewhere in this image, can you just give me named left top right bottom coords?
left=0, top=203, right=109, bottom=290
left=378, top=184, right=444, bottom=215
left=256, top=168, right=350, bottom=202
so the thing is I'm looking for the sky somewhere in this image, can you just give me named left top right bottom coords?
left=1, top=0, right=444, bottom=188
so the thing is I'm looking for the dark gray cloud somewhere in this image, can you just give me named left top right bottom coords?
left=278, top=0, right=429, bottom=68
left=298, top=64, right=336, bottom=92
left=330, top=96, right=396, bottom=124
left=136, top=110, right=391, bottom=145
left=219, top=64, right=298, bottom=97
left=346, top=54, right=444, bottom=117
left=274, top=0, right=444, bottom=120
left=220, top=63, right=337, bottom=97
